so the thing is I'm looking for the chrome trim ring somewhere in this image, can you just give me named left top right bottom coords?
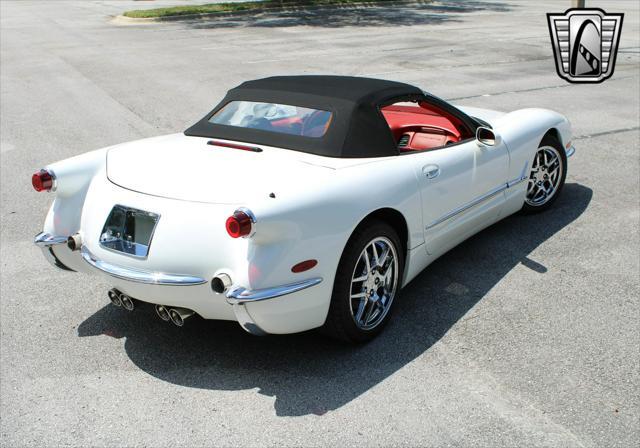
left=80, top=246, right=207, bottom=285
left=349, top=236, right=398, bottom=331
left=226, top=277, right=323, bottom=304
left=526, top=145, right=564, bottom=207
left=39, top=169, right=57, bottom=192
left=235, top=207, right=257, bottom=238
left=237, top=207, right=257, bottom=223
left=34, top=232, right=68, bottom=247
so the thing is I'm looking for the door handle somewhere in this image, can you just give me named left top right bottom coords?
left=422, top=164, right=440, bottom=179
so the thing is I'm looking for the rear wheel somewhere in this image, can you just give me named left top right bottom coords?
left=522, top=135, right=567, bottom=213
left=323, top=221, right=404, bottom=343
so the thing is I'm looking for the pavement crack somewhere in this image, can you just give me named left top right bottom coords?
left=447, top=75, right=638, bottom=101
left=574, top=127, right=640, bottom=140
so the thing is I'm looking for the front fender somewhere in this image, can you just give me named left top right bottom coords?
left=494, top=108, right=571, bottom=184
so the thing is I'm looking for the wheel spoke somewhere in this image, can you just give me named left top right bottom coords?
left=363, top=248, right=371, bottom=273
left=351, top=292, right=367, bottom=299
left=529, top=183, right=540, bottom=197
left=352, top=274, right=368, bottom=283
left=354, top=298, right=367, bottom=323
left=363, top=300, right=377, bottom=324
left=383, top=263, right=394, bottom=284
left=377, top=245, right=390, bottom=268
left=370, top=242, right=379, bottom=268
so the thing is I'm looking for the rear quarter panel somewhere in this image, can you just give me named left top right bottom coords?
left=246, top=154, right=423, bottom=293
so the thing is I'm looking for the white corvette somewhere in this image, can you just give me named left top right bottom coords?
left=33, top=76, right=574, bottom=342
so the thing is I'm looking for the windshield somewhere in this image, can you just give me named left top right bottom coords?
left=209, top=101, right=333, bottom=138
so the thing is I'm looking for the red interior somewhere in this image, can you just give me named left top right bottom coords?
left=382, top=103, right=470, bottom=152
left=264, top=113, right=331, bottom=137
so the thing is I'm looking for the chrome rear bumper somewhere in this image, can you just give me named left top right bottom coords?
left=80, top=246, right=207, bottom=286
left=34, top=233, right=324, bottom=336
left=226, top=278, right=323, bottom=304
left=34, top=232, right=68, bottom=247
left=34, top=232, right=75, bottom=271
left=226, top=278, right=323, bottom=336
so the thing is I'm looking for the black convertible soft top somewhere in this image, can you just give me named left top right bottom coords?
left=185, top=76, right=473, bottom=158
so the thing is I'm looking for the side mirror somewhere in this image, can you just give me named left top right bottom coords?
left=476, top=126, right=501, bottom=146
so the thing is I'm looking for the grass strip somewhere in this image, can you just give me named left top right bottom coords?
left=123, top=0, right=400, bottom=19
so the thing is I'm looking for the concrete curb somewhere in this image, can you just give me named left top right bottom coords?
left=112, top=0, right=430, bottom=24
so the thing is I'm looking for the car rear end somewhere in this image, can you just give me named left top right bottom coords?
left=32, top=135, right=338, bottom=335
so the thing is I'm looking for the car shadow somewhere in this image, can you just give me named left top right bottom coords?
left=178, top=1, right=511, bottom=29
left=78, top=183, right=592, bottom=416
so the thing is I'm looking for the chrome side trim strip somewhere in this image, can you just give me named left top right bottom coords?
left=426, top=184, right=507, bottom=230
left=34, top=232, right=68, bottom=247
left=226, top=277, right=323, bottom=304
left=507, top=175, right=528, bottom=188
left=80, top=246, right=207, bottom=286
left=565, top=145, right=576, bottom=158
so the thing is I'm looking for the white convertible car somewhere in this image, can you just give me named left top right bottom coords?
left=33, top=76, right=574, bottom=342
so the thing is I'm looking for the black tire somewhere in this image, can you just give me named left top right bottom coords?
left=322, top=220, right=404, bottom=343
left=521, top=134, right=567, bottom=214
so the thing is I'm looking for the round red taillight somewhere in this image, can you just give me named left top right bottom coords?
left=225, top=211, right=253, bottom=238
left=32, top=170, right=54, bottom=192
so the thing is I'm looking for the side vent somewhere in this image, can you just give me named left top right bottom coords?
left=398, top=134, right=411, bottom=148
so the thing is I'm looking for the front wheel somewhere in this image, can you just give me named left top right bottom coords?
left=323, top=221, right=404, bottom=343
left=522, top=135, right=567, bottom=213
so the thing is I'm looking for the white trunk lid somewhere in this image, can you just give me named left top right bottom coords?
left=106, top=134, right=334, bottom=204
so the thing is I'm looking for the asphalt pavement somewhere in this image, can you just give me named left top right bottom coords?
left=1, top=0, right=638, bottom=446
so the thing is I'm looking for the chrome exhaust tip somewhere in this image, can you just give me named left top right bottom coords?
left=108, top=289, right=122, bottom=307
left=67, top=233, right=82, bottom=251
left=168, top=307, right=194, bottom=327
left=119, top=293, right=135, bottom=311
left=211, top=273, right=232, bottom=294
left=155, top=305, right=171, bottom=322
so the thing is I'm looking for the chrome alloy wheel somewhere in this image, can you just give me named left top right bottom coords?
left=526, top=146, right=564, bottom=207
left=349, top=236, right=399, bottom=330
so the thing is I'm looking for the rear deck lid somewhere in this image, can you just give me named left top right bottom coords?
left=106, top=133, right=333, bottom=204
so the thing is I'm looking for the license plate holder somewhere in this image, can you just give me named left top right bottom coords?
left=99, top=205, right=160, bottom=258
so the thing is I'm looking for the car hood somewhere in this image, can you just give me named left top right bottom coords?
left=106, top=133, right=336, bottom=204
